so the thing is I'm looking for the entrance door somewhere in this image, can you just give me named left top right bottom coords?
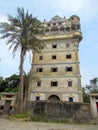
left=4, top=100, right=11, bottom=114
left=36, top=96, right=40, bottom=101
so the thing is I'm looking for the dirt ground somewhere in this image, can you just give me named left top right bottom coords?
left=0, top=118, right=98, bottom=130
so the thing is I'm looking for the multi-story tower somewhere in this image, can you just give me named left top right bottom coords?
left=28, top=15, right=83, bottom=102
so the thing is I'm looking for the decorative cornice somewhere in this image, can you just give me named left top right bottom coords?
left=37, top=31, right=82, bottom=41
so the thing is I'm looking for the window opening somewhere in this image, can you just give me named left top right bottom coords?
left=36, top=96, right=40, bottom=101
left=52, top=55, right=56, bottom=59
left=66, top=54, right=71, bottom=59
left=65, top=27, right=70, bottom=31
left=37, top=81, right=41, bottom=86
left=37, top=68, right=43, bottom=72
left=60, top=27, right=64, bottom=31
left=59, top=22, right=62, bottom=25
left=48, top=23, right=51, bottom=26
left=95, top=97, right=98, bottom=99
left=39, top=56, right=43, bottom=60
left=66, top=67, right=72, bottom=72
left=68, top=81, right=72, bottom=86
left=51, top=81, right=58, bottom=87
left=52, top=44, right=57, bottom=48
left=0, top=105, right=4, bottom=110
left=69, top=97, right=73, bottom=102
left=51, top=67, right=58, bottom=72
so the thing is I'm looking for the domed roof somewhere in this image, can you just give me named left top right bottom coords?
left=50, top=15, right=62, bottom=22
left=70, top=15, right=80, bottom=20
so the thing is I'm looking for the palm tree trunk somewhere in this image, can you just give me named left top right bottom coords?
left=17, top=49, right=25, bottom=113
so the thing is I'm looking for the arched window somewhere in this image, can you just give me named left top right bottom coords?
left=48, top=95, right=60, bottom=101
left=65, top=27, right=70, bottom=32
left=45, top=28, right=49, bottom=32
left=51, top=27, right=58, bottom=31
left=60, top=26, right=64, bottom=31
left=71, top=24, right=76, bottom=31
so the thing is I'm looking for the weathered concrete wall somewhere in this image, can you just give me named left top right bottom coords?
left=27, top=101, right=91, bottom=122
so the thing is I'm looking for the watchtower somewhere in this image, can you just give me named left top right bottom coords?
left=28, top=15, right=83, bottom=102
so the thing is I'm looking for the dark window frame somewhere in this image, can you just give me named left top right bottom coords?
left=95, top=96, right=98, bottom=99
left=66, top=54, right=71, bottom=59
left=52, top=55, right=56, bottom=59
left=68, top=81, right=72, bottom=86
left=51, top=67, right=58, bottom=72
left=69, top=97, right=73, bottom=102
left=36, top=96, right=40, bottom=101
left=37, top=68, right=43, bottom=72
left=39, top=56, right=43, bottom=60
left=51, top=81, right=58, bottom=87
left=37, top=81, right=41, bottom=86
left=66, top=67, right=73, bottom=72
left=52, top=44, right=57, bottom=48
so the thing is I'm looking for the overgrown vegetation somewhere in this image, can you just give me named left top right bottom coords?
left=0, top=74, right=19, bottom=92
left=83, top=77, right=98, bottom=103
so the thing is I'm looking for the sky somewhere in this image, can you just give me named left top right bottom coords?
left=0, top=0, right=98, bottom=86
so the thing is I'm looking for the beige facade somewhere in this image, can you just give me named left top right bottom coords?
left=28, top=15, right=83, bottom=102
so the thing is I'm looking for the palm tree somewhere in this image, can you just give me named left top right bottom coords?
left=23, top=71, right=40, bottom=109
left=0, top=7, right=44, bottom=112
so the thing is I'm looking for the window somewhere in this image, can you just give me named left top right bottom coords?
left=36, top=96, right=40, bottom=101
left=1, top=105, right=4, bottom=110
left=68, top=81, right=72, bottom=86
left=10, top=106, right=12, bottom=110
left=39, top=56, right=43, bottom=60
left=71, top=24, right=76, bottom=31
left=65, top=27, right=70, bottom=32
left=77, top=24, right=80, bottom=30
left=66, top=44, right=69, bottom=48
left=69, top=97, right=73, bottom=102
left=37, top=68, right=43, bottom=72
left=66, top=54, right=71, bottom=59
left=51, top=81, right=58, bottom=87
left=58, top=22, right=62, bottom=25
left=52, top=44, right=57, bottom=48
left=53, top=22, right=56, bottom=26
left=51, top=27, right=58, bottom=31
left=95, top=97, right=98, bottom=99
left=45, top=28, right=49, bottom=32
left=51, top=67, right=58, bottom=72
left=66, top=67, right=73, bottom=72
left=48, top=23, right=51, bottom=26
left=52, top=55, right=56, bottom=59
left=60, top=27, right=64, bottom=31
left=37, top=81, right=41, bottom=86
